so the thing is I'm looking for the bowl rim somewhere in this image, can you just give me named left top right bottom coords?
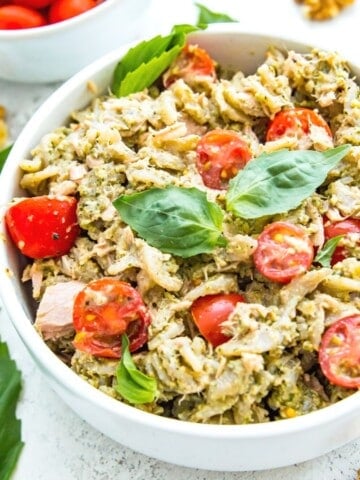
left=0, top=0, right=132, bottom=38
left=0, top=25, right=359, bottom=440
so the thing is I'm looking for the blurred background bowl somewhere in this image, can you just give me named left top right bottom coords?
left=0, top=0, right=152, bottom=83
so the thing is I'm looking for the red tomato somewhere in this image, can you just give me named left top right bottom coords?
left=196, top=129, right=252, bottom=190
left=49, top=0, right=99, bottom=23
left=266, top=107, right=332, bottom=142
left=319, top=315, right=360, bottom=389
left=324, top=217, right=360, bottom=265
left=5, top=196, right=79, bottom=259
left=12, top=0, right=53, bottom=9
left=254, top=221, right=314, bottom=284
left=73, top=278, right=151, bottom=358
left=163, top=44, right=216, bottom=88
left=0, top=5, right=46, bottom=28
left=191, top=293, right=245, bottom=347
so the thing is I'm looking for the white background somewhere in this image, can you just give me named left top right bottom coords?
left=0, top=0, right=360, bottom=478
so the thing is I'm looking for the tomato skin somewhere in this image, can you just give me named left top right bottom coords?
left=49, top=0, right=99, bottom=23
left=12, top=0, right=53, bottom=9
left=323, top=217, right=360, bottom=265
left=266, top=107, right=332, bottom=142
left=5, top=196, right=79, bottom=259
left=319, top=315, right=360, bottom=389
left=191, top=293, right=245, bottom=347
left=163, top=44, right=216, bottom=88
left=196, top=129, right=252, bottom=190
left=254, top=221, right=314, bottom=284
left=73, top=278, right=151, bottom=358
left=0, top=5, right=46, bottom=29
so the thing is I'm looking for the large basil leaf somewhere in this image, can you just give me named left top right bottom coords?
left=0, top=144, right=12, bottom=173
left=113, top=186, right=226, bottom=258
left=112, top=24, right=199, bottom=97
left=0, top=340, right=23, bottom=480
left=226, top=145, right=350, bottom=219
left=115, top=335, right=157, bottom=405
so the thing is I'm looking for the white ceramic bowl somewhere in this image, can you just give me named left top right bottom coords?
left=0, top=0, right=152, bottom=83
left=0, top=25, right=359, bottom=471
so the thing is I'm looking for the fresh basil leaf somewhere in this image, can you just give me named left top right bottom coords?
left=0, top=145, right=12, bottom=173
left=111, top=24, right=198, bottom=97
left=114, top=186, right=227, bottom=258
left=0, top=340, right=24, bottom=480
left=315, top=235, right=344, bottom=267
left=196, top=2, right=237, bottom=26
left=115, top=335, right=157, bottom=405
left=226, top=145, right=351, bottom=219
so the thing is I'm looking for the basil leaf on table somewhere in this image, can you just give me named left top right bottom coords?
left=115, top=335, right=157, bottom=405
left=315, top=235, right=344, bottom=267
left=114, top=186, right=226, bottom=258
left=0, top=144, right=12, bottom=173
left=0, top=340, right=24, bottom=480
left=112, top=24, right=199, bottom=97
left=195, top=3, right=237, bottom=26
left=226, top=145, right=351, bottom=219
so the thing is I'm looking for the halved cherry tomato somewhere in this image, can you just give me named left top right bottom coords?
left=319, top=315, right=360, bottom=389
left=253, top=221, right=314, bottom=284
left=266, top=107, right=332, bottom=142
left=49, top=0, right=99, bottom=23
left=323, top=217, right=360, bottom=265
left=73, top=278, right=151, bottom=358
left=191, top=293, right=245, bottom=347
left=0, top=4, right=46, bottom=28
left=12, top=0, right=53, bottom=9
left=5, top=196, right=79, bottom=259
left=163, top=44, right=216, bottom=88
left=196, top=129, right=252, bottom=190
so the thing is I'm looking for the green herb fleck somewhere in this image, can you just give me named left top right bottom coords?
left=315, top=235, right=344, bottom=267
left=115, top=335, right=157, bottom=405
left=196, top=2, right=237, bottom=27
left=0, top=340, right=23, bottom=480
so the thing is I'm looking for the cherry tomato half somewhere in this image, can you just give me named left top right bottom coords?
left=319, top=315, right=360, bottom=389
left=191, top=293, right=245, bottom=347
left=5, top=196, right=79, bottom=259
left=196, top=129, right=252, bottom=190
left=163, top=44, right=216, bottom=88
left=73, top=278, right=151, bottom=358
left=0, top=4, right=46, bottom=29
left=253, top=221, right=314, bottom=284
left=266, top=107, right=332, bottom=142
left=49, top=0, right=99, bottom=23
left=324, top=217, right=360, bottom=265
left=12, top=0, right=53, bottom=9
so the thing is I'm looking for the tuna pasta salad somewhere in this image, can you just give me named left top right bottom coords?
left=4, top=29, right=360, bottom=425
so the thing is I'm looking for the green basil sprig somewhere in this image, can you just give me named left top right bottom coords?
left=112, top=24, right=199, bottom=97
left=315, top=235, right=344, bottom=267
left=196, top=2, right=237, bottom=27
left=115, top=335, right=157, bottom=405
left=114, top=186, right=226, bottom=258
left=0, top=340, right=23, bottom=480
left=226, top=145, right=350, bottom=219
left=0, top=144, right=12, bottom=173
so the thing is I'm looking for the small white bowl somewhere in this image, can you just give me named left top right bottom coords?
left=0, top=25, right=359, bottom=471
left=0, top=0, right=152, bottom=83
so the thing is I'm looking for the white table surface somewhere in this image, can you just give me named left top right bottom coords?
left=1, top=0, right=360, bottom=478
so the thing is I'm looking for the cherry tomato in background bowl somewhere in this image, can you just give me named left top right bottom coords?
left=0, top=4, right=46, bottom=29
